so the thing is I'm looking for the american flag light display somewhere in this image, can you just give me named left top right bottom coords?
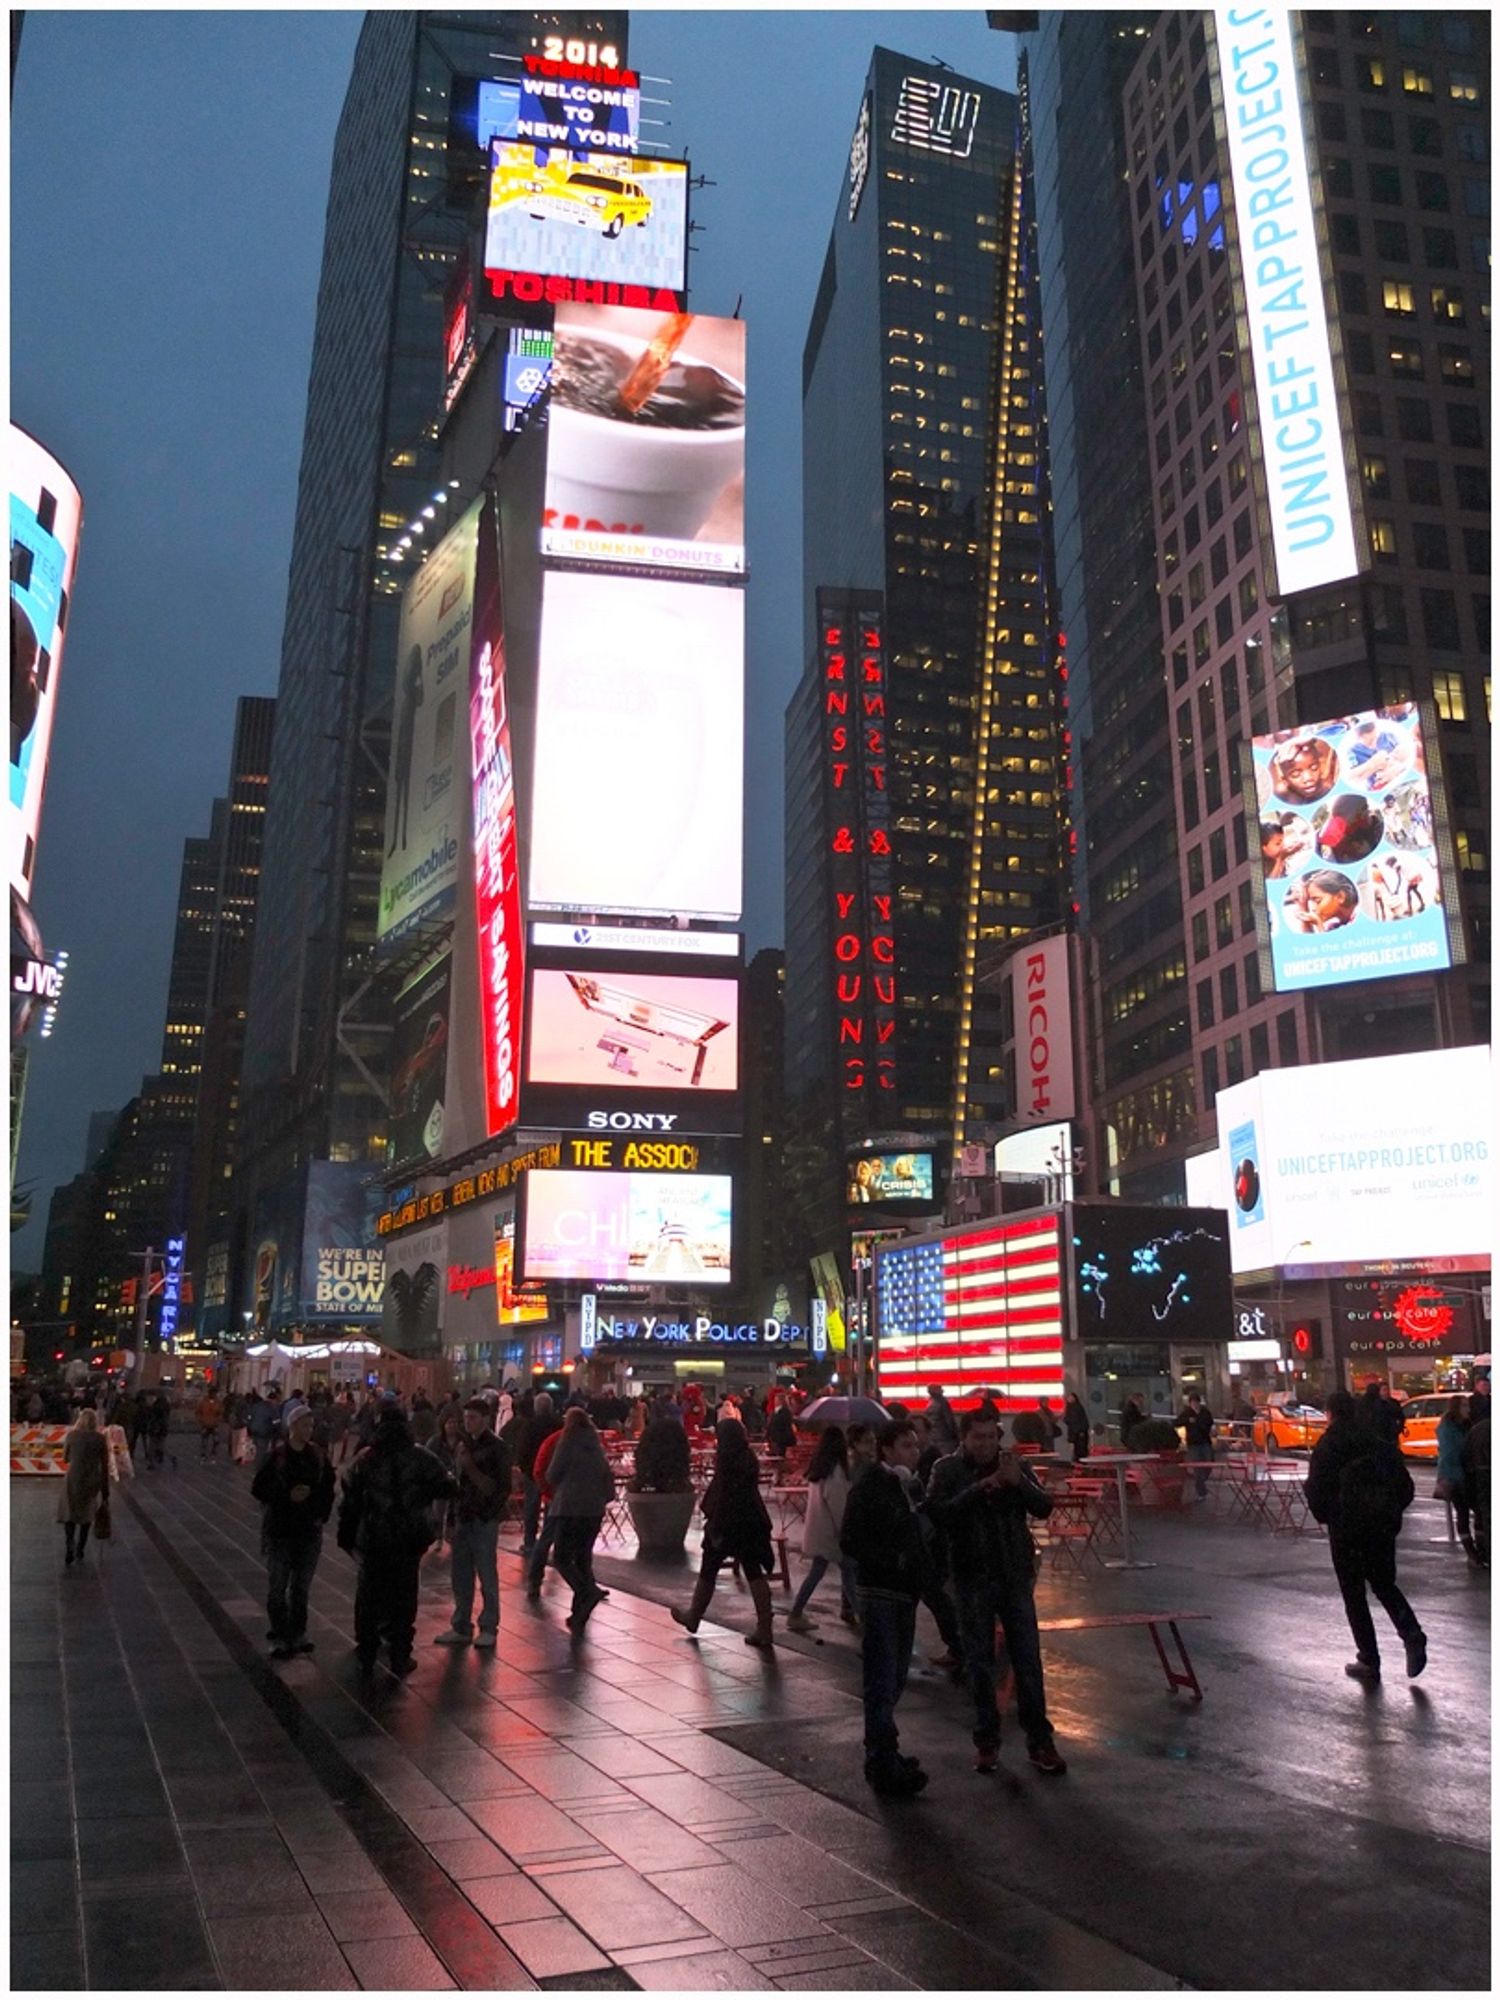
left=875, top=1215, right=1065, bottom=1412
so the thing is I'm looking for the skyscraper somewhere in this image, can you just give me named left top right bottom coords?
left=786, top=48, right=1063, bottom=1254
left=236, top=13, right=625, bottom=1294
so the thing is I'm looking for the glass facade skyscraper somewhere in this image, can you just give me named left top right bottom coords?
left=786, top=48, right=1063, bottom=1253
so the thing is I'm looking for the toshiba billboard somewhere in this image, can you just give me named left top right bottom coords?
left=1007, top=933, right=1075, bottom=1125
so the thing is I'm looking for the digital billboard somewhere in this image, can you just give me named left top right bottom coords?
left=494, top=1214, right=551, bottom=1325
left=484, top=143, right=688, bottom=299
left=544, top=305, right=746, bottom=576
left=503, top=327, right=553, bottom=432
left=10, top=426, right=83, bottom=905
left=1211, top=1045, right=1492, bottom=1276
left=527, top=570, right=744, bottom=921
left=388, top=950, right=451, bottom=1170
left=1251, top=704, right=1454, bottom=992
left=1069, top=1205, right=1232, bottom=1343
left=300, top=1163, right=386, bottom=1322
left=847, top=1152, right=935, bottom=1205
left=469, top=495, right=525, bottom=1139
left=528, top=969, right=738, bottom=1093
left=530, top=921, right=740, bottom=959
left=479, top=70, right=641, bottom=155
left=521, top=1169, right=733, bottom=1286
left=1213, top=7, right=1361, bottom=597
left=377, top=503, right=479, bottom=947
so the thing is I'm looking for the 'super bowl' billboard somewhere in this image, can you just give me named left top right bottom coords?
left=10, top=426, right=83, bottom=905
left=1251, top=704, right=1456, bottom=992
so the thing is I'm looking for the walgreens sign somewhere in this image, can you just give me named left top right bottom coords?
left=468, top=495, right=524, bottom=1137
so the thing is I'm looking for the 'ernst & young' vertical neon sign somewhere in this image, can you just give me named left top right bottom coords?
left=820, top=592, right=897, bottom=1099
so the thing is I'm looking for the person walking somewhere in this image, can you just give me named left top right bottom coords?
left=1361, top=1378, right=1405, bottom=1444
left=58, top=1408, right=109, bottom=1567
left=1063, top=1393, right=1091, bottom=1463
left=517, top=1392, right=561, bottom=1560
left=766, top=1396, right=797, bottom=1457
left=1177, top=1393, right=1215, bottom=1499
left=927, top=1405, right=1067, bottom=1777
left=143, top=1390, right=173, bottom=1472
left=673, top=1418, right=777, bottom=1650
left=1435, top=1397, right=1477, bottom=1560
left=839, top=1420, right=933, bottom=1796
left=225, top=1389, right=247, bottom=1465
left=434, top=1399, right=511, bottom=1649
left=1119, top=1394, right=1146, bottom=1446
left=409, top=1392, right=438, bottom=1448
left=1305, top=1390, right=1425, bottom=1682
left=923, top=1385, right=959, bottom=1454
left=337, top=1392, right=456, bottom=1676
left=252, top=1401, right=335, bottom=1658
left=246, top=1385, right=279, bottom=1473
left=524, top=1418, right=568, bottom=1600
left=196, top=1388, right=223, bottom=1461
left=431, top=1408, right=466, bottom=1551
left=1462, top=1415, right=1489, bottom=1570
left=786, top=1427, right=856, bottom=1634
left=543, top=1408, right=615, bottom=1636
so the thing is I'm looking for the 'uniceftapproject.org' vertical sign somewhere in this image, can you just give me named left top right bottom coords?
left=1213, top=8, right=1361, bottom=597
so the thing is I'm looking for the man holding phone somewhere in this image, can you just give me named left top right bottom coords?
left=927, top=1408, right=1066, bottom=1776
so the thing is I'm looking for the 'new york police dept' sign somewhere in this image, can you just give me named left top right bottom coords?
left=1214, top=8, right=1360, bottom=597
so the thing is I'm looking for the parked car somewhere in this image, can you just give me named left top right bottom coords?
left=1252, top=1396, right=1329, bottom=1453
left=1391, top=1393, right=1447, bottom=1461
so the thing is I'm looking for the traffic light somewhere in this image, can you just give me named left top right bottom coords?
left=1291, top=1320, right=1322, bottom=1359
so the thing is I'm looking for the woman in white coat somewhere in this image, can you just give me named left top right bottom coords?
left=786, top=1426, right=858, bottom=1633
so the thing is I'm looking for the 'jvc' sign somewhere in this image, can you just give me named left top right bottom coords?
left=12, top=957, right=61, bottom=999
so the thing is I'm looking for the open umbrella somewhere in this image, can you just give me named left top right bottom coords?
left=795, top=1395, right=890, bottom=1430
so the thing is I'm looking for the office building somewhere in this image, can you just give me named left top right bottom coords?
left=786, top=48, right=1064, bottom=1252
left=236, top=11, right=625, bottom=1310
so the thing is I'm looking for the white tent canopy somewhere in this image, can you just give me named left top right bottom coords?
left=227, top=1338, right=438, bottom=1401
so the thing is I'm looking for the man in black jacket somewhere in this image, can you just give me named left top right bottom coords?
left=1177, top=1393, right=1215, bottom=1500
left=338, top=1394, right=456, bottom=1675
left=436, top=1399, right=512, bottom=1649
left=1305, top=1390, right=1425, bottom=1681
left=840, top=1421, right=931, bottom=1798
left=927, top=1407, right=1066, bottom=1776
left=766, top=1399, right=797, bottom=1456
left=516, top=1392, right=561, bottom=1559
left=252, top=1401, right=336, bottom=1658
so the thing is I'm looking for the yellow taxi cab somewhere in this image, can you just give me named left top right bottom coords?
left=1392, top=1393, right=1448, bottom=1461
left=494, top=160, right=653, bottom=239
left=1252, top=1397, right=1328, bottom=1453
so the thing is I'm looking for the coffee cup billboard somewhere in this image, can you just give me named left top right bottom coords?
left=1251, top=703, right=1453, bottom=992
left=544, top=304, right=746, bottom=576
left=484, top=143, right=688, bottom=295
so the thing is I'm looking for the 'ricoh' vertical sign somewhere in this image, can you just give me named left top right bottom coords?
left=1213, top=8, right=1360, bottom=597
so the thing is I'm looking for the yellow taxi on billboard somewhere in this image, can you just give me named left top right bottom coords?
left=493, top=158, right=653, bottom=239
left=1252, top=1396, right=1329, bottom=1452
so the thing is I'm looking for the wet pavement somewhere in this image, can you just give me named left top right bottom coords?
left=9, top=1457, right=1490, bottom=1991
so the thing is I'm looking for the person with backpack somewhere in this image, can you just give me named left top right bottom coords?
left=1305, top=1389, right=1426, bottom=1682
left=337, top=1392, right=456, bottom=1676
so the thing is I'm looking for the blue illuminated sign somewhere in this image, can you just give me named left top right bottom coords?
left=478, top=74, right=640, bottom=155
left=159, top=1236, right=186, bottom=1341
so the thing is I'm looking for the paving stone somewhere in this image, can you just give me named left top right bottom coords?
left=314, top=1886, right=419, bottom=1940
left=9, top=1927, right=86, bottom=1992
left=643, top=1864, right=831, bottom=1950
left=398, top=1803, right=479, bottom=1845
left=568, top=1804, right=725, bottom=1874
left=426, top=1834, right=520, bottom=1882
left=210, top=1911, right=357, bottom=1990
left=621, top=1772, right=762, bottom=1827
left=83, top=1891, right=221, bottom=1990
left=774, top=1962, right=918, bottom=1989
left=704, top=1831, right=890, bottom=1909
left=561, top=1734, right=685, bottom=1780
left=496, top=1746, right=629, bottom=1803
left=462, top=1873, right=560, bottom=1925
left=622, top=1947, right=776, bottom=1990
left=540, top=1864, right=711, bottom=1951
left=496, top=1915, right=613, bottom=1979
left=340, top=1933, right=456, bottom=1988
left=644, top=1732, right=777, bottom=1779
left=464, top=1791, right=603, bottom=1859
left=10, top=1858, right=79, bottom=1934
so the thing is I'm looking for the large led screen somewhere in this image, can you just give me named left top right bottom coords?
left=388, top=951, right=451, bottom=1170
left=10, top=427, right=83, bottom=904
left=1252, top=704, right=1453, bottom=992
left=479, top=73, right=641, bottom=155
left=469, top=495, right=525, bottom=1138
left=544, top=305, right=745, bottom=576
left=527, top=571, right=744, bottom=922
left=1069, top=1205, right=1233, bottom=1344
left=847, top=1152, right=935, bottom=1205
left=1212, top=1045, right=1492, bottom=1276
left=521, top=1169, right=733, bottom=1286
left=485, top=143, right=688, bottom=296
left=377, top=504, right=479, bottom=947
left=527, top=969, right=738, bottom=1092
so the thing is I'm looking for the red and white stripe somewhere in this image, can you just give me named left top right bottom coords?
left=878, top=1216, right=1066, bottom=1413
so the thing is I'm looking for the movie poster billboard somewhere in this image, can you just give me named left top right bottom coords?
left=468, top=495, right=525, bottom=1139
left=494, top=1214, right=550, bottom=1325
left=10, top=426, right=83, bottom=904
left=300, top=1163, right=386, bottom=1322
left=382, top=1223, right=444, bottom=1354
left=388, top=950, right=452, bottom=1170
left=846, top=1152, right=935, bottom=1205
left=1251, top=703, right=1455, bottom=992
left=377, top=503, right=480, bottom=948
left=484, top=143, right=688, bottom=297
left=521, top=1170, right=733, bottom=1286
left=544, top=304, right=746, bottom=575
left=527, top=570, right=744, bottom=921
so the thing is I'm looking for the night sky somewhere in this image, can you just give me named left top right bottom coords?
left=10, top=9, right=1017, bottom=1266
